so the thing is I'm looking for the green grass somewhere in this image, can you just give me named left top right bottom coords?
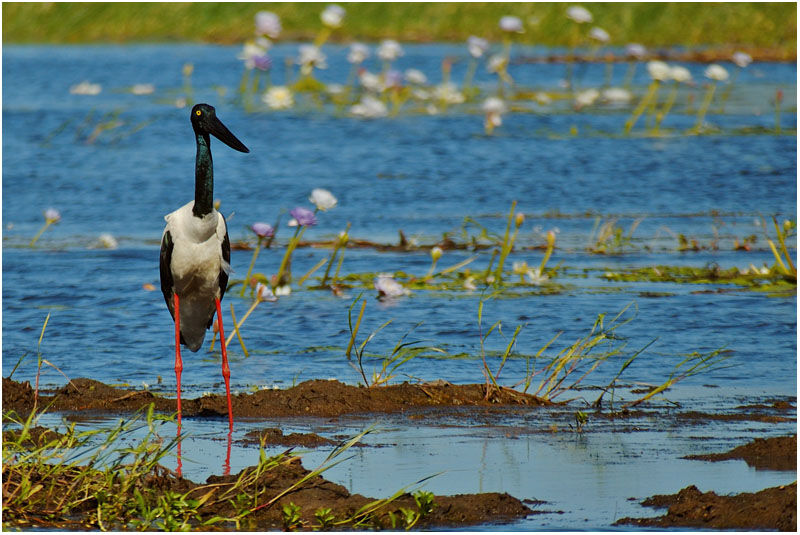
left=2, top=2, right=796, bottom=56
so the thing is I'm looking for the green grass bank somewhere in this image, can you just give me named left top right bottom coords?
left=2, top=2, right=796, bottom=58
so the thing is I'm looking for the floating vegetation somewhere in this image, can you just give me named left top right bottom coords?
left=600, top=263, right=797, bottom=294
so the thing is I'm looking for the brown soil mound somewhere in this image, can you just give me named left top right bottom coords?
left=240, top=428, right=336, bottom=448
left=616, top=482, right=796, bottom=531
left=685, top=434, right=796, bottom=471
left=2, top=377, right=548, bottom=419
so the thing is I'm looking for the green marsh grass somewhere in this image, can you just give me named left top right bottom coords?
left=3, top=3, right=796, bottom=54
left=3, top=405, right=428, bottom=531
left=345, top=296, right=445, bottom=386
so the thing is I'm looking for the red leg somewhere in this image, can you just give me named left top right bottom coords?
left=215, top=298, right=234, bottom=432
left=174, top=293, right=183, bottom=429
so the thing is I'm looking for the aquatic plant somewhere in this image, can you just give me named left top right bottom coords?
left=652, top=65, right=692, bottom=134
left=29, top=208, right=61, bottom=247
left=344, top=296, right=443, bottom=387
left=482, top=96, right=507, bottom=135
left=477, top=291, right=524, bottom=397
left=565, top=5, right=593, bottom=91
left=624, top=61, right=668, bottom=134
left=692, top=64, right=729, bottom=134
left=588, top=217, right=641, bottom=254
left=274, top=192, right=333, bottom=292
left=622, top=43, right=647, bottom=88
left=494, top=201, right=524, bottom=283
left=718, top=51, right=752, bottom=112
left=622, top=348, right=733, bottom=408
left=765, top=217, right=796, bottom=281
left=463, top=36, right=489, bottom=94
left=240, top=222, right=276, bottom=297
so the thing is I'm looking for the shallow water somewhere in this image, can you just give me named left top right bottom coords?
left=2, top=44, right=797, bottom=529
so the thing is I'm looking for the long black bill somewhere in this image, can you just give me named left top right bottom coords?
left=208, top=115, right=249, bottom=153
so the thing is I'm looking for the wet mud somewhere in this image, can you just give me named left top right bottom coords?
left=685, top=434, right=797, bottom=471
left=617, top=434, right=797, bottom=530
left=2, top=377, right=549, bottom=419
left=616, top=482, right=796, bottom=531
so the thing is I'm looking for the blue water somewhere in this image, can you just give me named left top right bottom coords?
left=2, top=44, right=797, bottom=530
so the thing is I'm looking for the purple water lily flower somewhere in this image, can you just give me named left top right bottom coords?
left=289, top=207, right=317, bottom=227
left=253, top=55, right=272, bottom=71
left=251, top=222, right=275, bottom=238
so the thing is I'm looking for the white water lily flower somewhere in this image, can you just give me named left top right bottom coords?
left=704, top=63, right=729, bottom=81
left=377, top=39, right=403, bottom=61
left=309, top=188, right=337, bottom=211
left=255, top=11, right=282, bottom=38
left=566, top=5, right=593, bottom=24
left=467, top=36, right=490, bottom=58
left=347, top=42, right=370, bottom=64
left=274, top=285, right=292, bottom=296
left=646, top=60, right=671, bottom=81
left=359, top=70, right=384, bottom=92
left=483, top=97, right=506, bottom=129
left=732, top=51, right=752, bottom=68
left=512, top=261, right=529, bottom=275
left=534, top=92, right=552, bottom=105
left=463, top=275, right=477, bottom=291
left=574, top=88, right=600, bottom=107
left=350, top=95, right=388, bottom=118
left=487, top=54, right=507, bottom=73
left=499, top=15, right=524, bottom=33
left=297, top=44, right=327, bottom=70
left=374, top=274, right=410, bottom=298
left=320, top=4, right=345, bottom=29
left=589, top=26, right=610, bottom=43
left=404, top=68, right=427, bottom=85
left=263, top=86, right=294, bottom=109
left=44, top=208, right=61, bottom=223
left=70, top=81, right=101, bottom=95
left=625, top=43, right=647, bottom=59
left=482, top=96, right=507, bottom=114
left=96, top=233, right=118, bottom=249
left=602, top=87, right=633, bottom=103
left=670, top=65, right=692, bottom=83
left=131, top=83, right=155, bottom=95
left=434, top=82, right=465, bottom=104
left=525, top=267, right=548, bottom=285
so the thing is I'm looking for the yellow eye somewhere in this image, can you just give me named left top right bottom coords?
left=195, top=110, right=202, bottom=116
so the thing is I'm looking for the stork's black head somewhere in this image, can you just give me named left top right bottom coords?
left=191, top=104, right=249, bottom=153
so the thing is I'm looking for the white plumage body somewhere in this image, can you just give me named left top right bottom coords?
left=162, top=200, right=230, bottom=351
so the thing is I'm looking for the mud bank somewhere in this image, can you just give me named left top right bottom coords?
left=617, top=434, right=797, bottom=530
left=616, top=482, right=796, bottom=531
left=2, top=377, right=549, bottom=419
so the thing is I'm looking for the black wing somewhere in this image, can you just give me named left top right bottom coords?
left=159, top=230, right=175, bottom=320
left=219, top=215, right=231, bottom=300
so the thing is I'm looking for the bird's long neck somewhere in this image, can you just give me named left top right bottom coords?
left=193, top=132, right=214, bottom=218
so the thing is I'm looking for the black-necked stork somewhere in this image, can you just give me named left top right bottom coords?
left=159, top=103, right=249, bottom=432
